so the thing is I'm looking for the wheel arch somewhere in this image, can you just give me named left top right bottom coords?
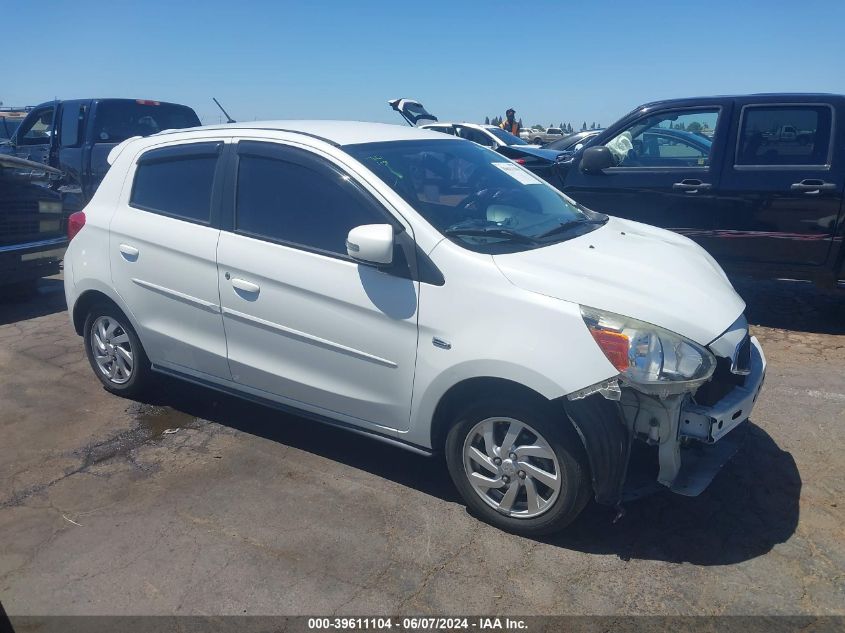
left=430, top=377, right=570, bottom=454
left=71, top=286, right=139, bottom=337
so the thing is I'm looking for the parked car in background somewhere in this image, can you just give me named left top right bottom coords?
left=1, top=99, right=201, bottom=213
left=389, top=98, right=568, bottom=187
left=0, top=154, right=66, bottom=294
left=544, top=129, right=603, bottom=152
left=529, top=127, right=566, bottom=145
left=64, top=120, right=764, bottom=535
left=550, top=93, right=845, bottom=288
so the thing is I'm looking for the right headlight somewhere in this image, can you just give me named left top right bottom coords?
left=580, top=306, right=716, bottom=395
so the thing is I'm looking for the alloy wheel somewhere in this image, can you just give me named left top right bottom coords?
left=90, top=316, right=133, bottom=385
left=462, top=417, right=562, bottom=518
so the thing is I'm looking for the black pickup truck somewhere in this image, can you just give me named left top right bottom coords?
left=553, top=94, right=845, bottom=288
left=0, top=155, right=66, bottom=294
left=1, top=98, right=200, bottom=213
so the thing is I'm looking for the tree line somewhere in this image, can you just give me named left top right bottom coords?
left=484, top=117, right=601, bottom=133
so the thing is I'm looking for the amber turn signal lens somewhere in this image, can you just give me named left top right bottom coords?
left=589, top=328, right=630, bottom=372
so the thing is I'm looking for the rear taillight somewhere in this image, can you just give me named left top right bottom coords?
left=513, top=158, right=527, bottom=165
left=68, top=211, right=86, bottom=241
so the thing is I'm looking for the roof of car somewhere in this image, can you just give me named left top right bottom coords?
left=172, top=120, right=446, bottom=146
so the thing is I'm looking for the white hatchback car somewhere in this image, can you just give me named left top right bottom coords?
left=64, top=121, right=765, bottom=535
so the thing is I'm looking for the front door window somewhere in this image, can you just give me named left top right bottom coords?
left=17, top=107, right=55, bottom=146
left=603, top=109, right=719, bottom=168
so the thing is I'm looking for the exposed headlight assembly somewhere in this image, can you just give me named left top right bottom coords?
left=580, top=306, right=716, bottom=396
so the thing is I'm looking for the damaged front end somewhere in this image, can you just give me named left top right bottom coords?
left=561, top=311, right=766, bottom=507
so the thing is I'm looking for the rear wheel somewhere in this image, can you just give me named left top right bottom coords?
left=84, top=304, right=151, bottom=398
left=445, top=398, right=590, bottom=536
left=533, top=137, right=543, bottom=145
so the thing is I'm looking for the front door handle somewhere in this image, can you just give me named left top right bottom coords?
left=230, top=277, right=260, bottom=294
left=673, top=179, right=712, bottom=194
left=119, top=244, right=139, bottom=260
left=790, top=179, right=837, bottom=195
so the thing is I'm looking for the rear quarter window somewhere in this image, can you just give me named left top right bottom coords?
left=93, top=101, right=201, bottom=144
left=129, top=142, right=221, bottom=223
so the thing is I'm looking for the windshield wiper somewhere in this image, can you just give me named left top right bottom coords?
left=444, top=227, right=539, bottom=244
left=536, top=217, right=607, bottom=240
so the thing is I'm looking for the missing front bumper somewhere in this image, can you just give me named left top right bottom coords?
left=567, top=336, right=767, bottom=506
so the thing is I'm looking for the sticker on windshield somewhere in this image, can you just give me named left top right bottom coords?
left=492, top=161, right=543, bottom=185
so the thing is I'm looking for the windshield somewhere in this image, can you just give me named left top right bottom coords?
left=344, top=139, right=603, bottom=253
left=91, top=101, right=200, bottom=144
left=486, top=126, right=528, bottom=145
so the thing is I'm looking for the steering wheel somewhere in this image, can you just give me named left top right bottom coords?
left=458, top=188, right=493, bottom=212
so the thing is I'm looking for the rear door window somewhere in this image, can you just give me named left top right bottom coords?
left=92, top=101, right=201, bottom=143
left=735, top=105, right=833, bottom=167
left=130, top=142, right=221, bottom=223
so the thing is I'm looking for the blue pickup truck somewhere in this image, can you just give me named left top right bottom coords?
left=553, top=94, right=845, bottom=289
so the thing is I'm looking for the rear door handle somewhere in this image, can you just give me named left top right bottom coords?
left=673, top=179, right=712, bottom=193
left=230, top=277, right=260, bottom=294
left=790, top=179, right=837, bottom=195
left=119, top=244, right=139, bottom=260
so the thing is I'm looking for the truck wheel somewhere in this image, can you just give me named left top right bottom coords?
left=533, top=137, right=543, bottom=145
left=83, top=303, right=151, bottom=398
left=445, top=398, right=590, bottom=536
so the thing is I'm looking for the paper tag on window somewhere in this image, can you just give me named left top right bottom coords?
left=492, top=161, right=543, bottom=185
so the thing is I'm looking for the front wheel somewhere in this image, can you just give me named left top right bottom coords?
left=83, top=304, right=151, bottom=398
left=532, top=138, right=543, bottom=145
left=445, top=399, right=590, bottom=536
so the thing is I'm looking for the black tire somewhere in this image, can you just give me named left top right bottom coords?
left=83, top=303, right=151, bottom=398
left=445, top=397, right=591, bottom=536
left=532, top=137, right=543, bottom=145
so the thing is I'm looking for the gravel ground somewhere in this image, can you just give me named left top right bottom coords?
left=0, top=275, right=843, bottom=616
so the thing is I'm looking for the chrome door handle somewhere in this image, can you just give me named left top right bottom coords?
left=673, top=179, right=712, bottom=193
left=230, top=277, right=260, bottom=294
left=119, top=244, right=139, bottom=260
left=790, top=180, right=836, bottom=195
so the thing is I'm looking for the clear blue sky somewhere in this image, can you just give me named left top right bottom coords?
left=4, top=0, right=844, bottom=128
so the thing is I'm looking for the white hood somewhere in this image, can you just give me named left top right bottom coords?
left=492, top=217, right=745, bottom=345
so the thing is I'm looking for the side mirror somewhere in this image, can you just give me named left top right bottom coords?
left=580, top=146, right=614, bottom=173
left=346, top=224, right=394, bottom=266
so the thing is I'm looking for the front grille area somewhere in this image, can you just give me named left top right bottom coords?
left=0, top=189, right=64, bottom=247
left=694, top=356, right=746, bottom=407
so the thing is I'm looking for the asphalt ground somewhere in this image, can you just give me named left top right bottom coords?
left=0, top=275, right=843, bottom=616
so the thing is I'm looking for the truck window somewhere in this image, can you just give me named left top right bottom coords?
left=92, top=101, right=201, bottom=144
left=603, top=109, right=718, bottom=168
left=735, top=105, right=833, bottom=167
left=16, top=106, right=55, bottom=146
left=60, top=103, right=85, bottom=148
left=129, top=143, right=220, bottom=224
